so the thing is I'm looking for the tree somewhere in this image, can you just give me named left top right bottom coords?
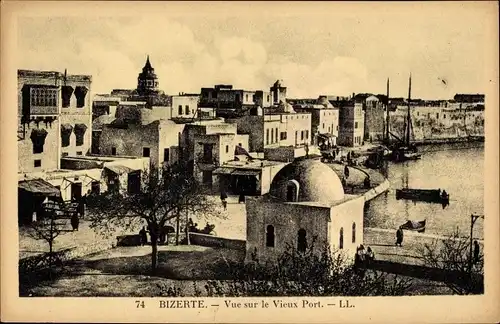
left=198, top=242, right=413, bottom=297
left=86, top=162, right=223, bottom=274
left=25, top=201, right=76, bottom=274
left=418, top=229, right=484, bottom=295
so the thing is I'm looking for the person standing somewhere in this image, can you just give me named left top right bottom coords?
left=364, top=176, right=371, bottom=189
left=71, top=211, right=79, bottom=231
left=396, top=227, right=404, bottom=246
left=344, top=165, right=350, bottom=179
left=139, top=226, right=147, bottom=246
left=220, top=190, right=228, bottom=210
left=77, top=193, right=86, bottom=219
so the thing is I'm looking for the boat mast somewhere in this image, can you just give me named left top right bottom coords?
left=385, top=78, right=390, bottom=143
left=406, top=73, right=412, bottom=146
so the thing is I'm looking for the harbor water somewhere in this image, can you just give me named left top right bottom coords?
left=196, top=143, right=484, bottom=241
left=364, top=144, right=484, bottom=239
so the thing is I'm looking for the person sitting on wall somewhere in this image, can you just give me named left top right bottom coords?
left=366, top=247, right=375, bottom=266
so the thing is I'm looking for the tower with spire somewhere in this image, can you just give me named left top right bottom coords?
left=137, top=55, right=159, bottom=96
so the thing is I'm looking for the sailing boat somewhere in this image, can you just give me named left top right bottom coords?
left=389, top=74, right=422, bottom=162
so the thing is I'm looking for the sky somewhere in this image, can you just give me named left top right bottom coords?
left=16, top=2, right=495, bottom=99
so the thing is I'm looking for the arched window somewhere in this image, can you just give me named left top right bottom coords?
left=266, top=225, right=275, bottom=247
left=339, top=227, right=344, bottom=249
left=297, top=228, right=307, bottom=252
left=286, top=180, right=299, bottom=202
left=352, top=223, right=356, bottom=243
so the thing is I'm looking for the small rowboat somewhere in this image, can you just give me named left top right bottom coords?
left=396, top=188, right=449, bottom=205
left=400, top=219, right=426, bottom=233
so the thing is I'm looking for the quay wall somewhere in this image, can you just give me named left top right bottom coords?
left=362, top=178, right=390, bottom=202
left=412, top=135, right=484, bottom=146
left=188, top=232, right=246, bottom=250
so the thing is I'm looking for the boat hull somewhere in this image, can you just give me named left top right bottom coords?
left=400, top=219, right=426, bottom=233
left=396, top=188, right=449, bottom=204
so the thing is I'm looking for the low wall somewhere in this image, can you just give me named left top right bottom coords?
left=189, top=232, right=246, bottom=250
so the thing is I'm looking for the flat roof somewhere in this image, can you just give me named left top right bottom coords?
left=221, top=159, right=287, bottom=169
left=66, top=155, right=144, bottom=161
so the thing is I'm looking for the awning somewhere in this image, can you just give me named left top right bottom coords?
left=18, top=179, right=61, bottom=197
left=104, top=165, right=134, bottom=175
left=232, top=169, right=261, bottom=177
left=318, top=133, right=337, bottom=139
left=213, top=168, right=235, bottom=175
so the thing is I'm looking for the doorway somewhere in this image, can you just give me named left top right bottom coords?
left=127, top=171, right=141, bottom=194
left=71, top=182, right=82, bottom=201
left=202, top=171, right=213, bottom=186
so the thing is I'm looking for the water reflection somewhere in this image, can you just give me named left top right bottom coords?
left=365, top=146, right=484, bottom=239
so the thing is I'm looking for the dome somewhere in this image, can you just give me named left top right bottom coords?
left=269, top=159, right=345, bottom=204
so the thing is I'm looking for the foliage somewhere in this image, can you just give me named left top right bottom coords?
left=86, top=162, right=224, bottom=273
left=160, top=243, right=413, bottom=297
left=25, top=205, right=74, bottom=273
left=418, top=228, right=484, bottom=295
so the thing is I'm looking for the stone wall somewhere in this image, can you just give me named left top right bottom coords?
left=189, top=232, right=246, bottom=250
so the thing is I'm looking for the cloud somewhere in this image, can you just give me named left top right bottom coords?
left=16, top=8, right=491, bottom=100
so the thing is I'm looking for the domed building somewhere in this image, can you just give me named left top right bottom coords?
left=245, top=158, right=365, bottom=263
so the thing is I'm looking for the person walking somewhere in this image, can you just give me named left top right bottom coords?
left=344, top=165, right=350, bottom=179
left=396, top=226, right=404, bottom=246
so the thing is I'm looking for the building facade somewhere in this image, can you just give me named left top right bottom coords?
left=98, top=107, right=185, bottom=168
left=363, top=95, right=385, bottom=143
left=294, top=96, right=339, bottom=148
left=226, top=109, right=312, bottom=153
left=17, top=70, right=150, bottom=225
left=337, top=102, right=365, bottom=147
left=171, top=94, right=199, bottom=119
left=18, top=69, right=92, bottom=173
left=199, top=84, right=257, bottom=118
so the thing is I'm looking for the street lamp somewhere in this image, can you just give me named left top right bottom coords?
left=469, top=213, right=484, bottom=272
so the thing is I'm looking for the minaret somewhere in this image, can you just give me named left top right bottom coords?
left=137, top=55, right=159, bottom=96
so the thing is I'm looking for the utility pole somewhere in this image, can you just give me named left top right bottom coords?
left=385, top=78, right=390, bottom=143
left=469, top=213, right=484, bottom=274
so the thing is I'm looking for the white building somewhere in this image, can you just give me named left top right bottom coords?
left=245, top=159, right=365, bottom=264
